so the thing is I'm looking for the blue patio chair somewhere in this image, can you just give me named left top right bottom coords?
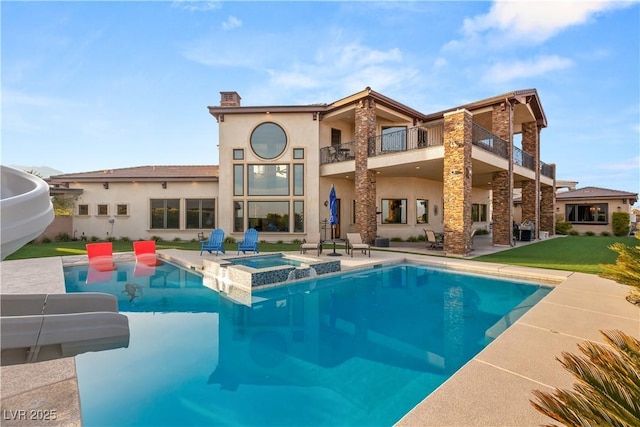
left=237, top=228, right=259, bottom=254
left=200, top=229, right=226, bottom=255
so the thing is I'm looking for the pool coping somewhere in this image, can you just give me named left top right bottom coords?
left=1, top=250, right=638, bottom=426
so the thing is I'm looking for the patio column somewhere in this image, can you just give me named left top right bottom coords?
left=443, top=109, right=473, bottom=256
left=354, top=96, right=377, bottom=244
left=521, top=121, right=540, bottom=238
left=540, top=164, right=556, bottom=236
left=491, top=101, right=514, bottom=246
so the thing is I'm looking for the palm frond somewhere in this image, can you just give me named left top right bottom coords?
left=531, top=330, right=640, bottom=426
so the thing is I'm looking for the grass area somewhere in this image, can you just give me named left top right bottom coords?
left=474, top=235, right=633, bottom=274
left=6, top=235, right=633, bottom=276
left=4, top=240, right=301, bottom=260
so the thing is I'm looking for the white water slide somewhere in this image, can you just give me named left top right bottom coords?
left=1, top=165, right=55, bottom=260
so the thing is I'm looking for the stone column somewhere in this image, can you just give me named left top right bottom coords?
left=491, top=101, right=514, bottom=246
left=521, top=121, right=540, bottom=238
left=354, top=97, right=377, bottom=244
left=540, top=164, right=556, bottom=235
left=443, top=109, right=473, bottom=256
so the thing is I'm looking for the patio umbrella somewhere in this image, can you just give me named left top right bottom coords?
left=329, top=185, right=338, bottom=226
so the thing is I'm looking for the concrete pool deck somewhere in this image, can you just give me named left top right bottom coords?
left=1, top=237, right=638, bottom=426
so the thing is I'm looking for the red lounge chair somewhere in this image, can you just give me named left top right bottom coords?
left=133, top=240, right=163, bottom=267
left=86, top=242, right=116, bottom=272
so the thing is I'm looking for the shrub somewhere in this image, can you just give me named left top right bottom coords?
left=224, top=237, right=236, bottom=244
left=151, top=236, right=161, bottom=242
left=531, top=330, right=640, bottom=426
left=474, top=228, right=490, bottom=235
left=291, top=239, right=302, bottom=245
left=406, top=236, right=419, bottom=242
left=276, top=240, right=283, bottom=244
left=556, top=221, right=573, bottom=235
left=599, top=233, right=640, bottom=303
left=173, top=237, right=181, bottom=242
left=41, top=237, right=52, bottom=244
left=611, top=212, right=631, bottom=236
left=569, top=230, right=580, bottom=236
left=417, top=234, right=426, bottom=241
left=106, top=236, right=115, bottom=242
left=600, top=231, right=611, bottom=237
left=120, top=236, right=130, bottom=242
left=90, top=236, right=99, bottom=242
left=585, top=231, right=596, bottom=236
left=55, top=232, right=71, bottom=242
left=390, top=237, right=403, bottom=242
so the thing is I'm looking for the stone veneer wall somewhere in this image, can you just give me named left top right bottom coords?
left=443, top=109, right=473, bottom=256
left=355, top=97, right=377, bottom=244
left=491, top=102, right=514, bottom=246
left=521, top=121, right=540, bottom=238
left=540, top=164, right=556, bottom=235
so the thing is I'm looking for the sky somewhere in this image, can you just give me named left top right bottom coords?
left=2, top=0, right=639, bottom=198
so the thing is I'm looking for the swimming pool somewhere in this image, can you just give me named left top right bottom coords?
left=64, top=260, right=550, bottom=426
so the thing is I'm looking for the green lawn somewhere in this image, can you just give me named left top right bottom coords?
left=6, top=235, right=634, bottom=276
left=4, top=240, right=300, bottom=260
left=474, top=235, right=634, bottom=274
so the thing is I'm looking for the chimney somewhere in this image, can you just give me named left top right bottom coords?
left=220, top=91, right=241, bottom=107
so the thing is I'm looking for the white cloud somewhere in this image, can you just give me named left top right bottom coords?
left=222, top=16, right=241, bottom=31
left=171, top=1, right=221, bottom=12
left=457, top=0, right=634, bottom=47
left=599, top=156, right=640, bottom=171
left=483, top=55, right=573, bottom=84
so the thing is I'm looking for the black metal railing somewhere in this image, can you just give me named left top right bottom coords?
left=540, top=162, right=554, bottom=178
left=472, top=123, right=508, bottom=159
left=367, top=122, right=444, bottom=158
left=320, top=141, right=356, bottom=164
left=513, top=146, right=535, bottom=170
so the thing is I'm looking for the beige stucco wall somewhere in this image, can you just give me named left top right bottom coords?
left=67, top=181, right=219, bottom=241
left=217, top=112, right=321, bottom=240
left=555, top=198, right=633, bottom=235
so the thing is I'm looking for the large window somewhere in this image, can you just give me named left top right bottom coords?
left=472, top=203, right=488, bottom=222
left=331, top=128, right=341, bottom=146
left=248, top=201, right=289, bottom=232
left=150, top=199, right=180, bottom=229
left=566, top=203, right=608, bottom=223
left=186, top=199, right=215, bottom=229
left=248, top=164, right=289, bottom=196
left=417, top=199, right=429, bottom=224
left=381, top=126, right=407, bottom=151
left=381, top=199, right=407, bottom=224
left=250, top=122, right=287, bottom=159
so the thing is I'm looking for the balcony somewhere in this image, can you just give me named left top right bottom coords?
left=319, top=123, right=554, bottom=179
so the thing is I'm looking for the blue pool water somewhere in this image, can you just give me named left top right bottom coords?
left=228, top=254, right=304, bottom=269
left=64, top=260, right=550, bottom=426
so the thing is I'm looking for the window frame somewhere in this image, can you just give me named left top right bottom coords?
left=565, top=203, right=608, bottom=224
left=96, top=204, right=109, bottom=216
left=185, top=198, right=216, bottom=229
left=381, top=198, right=407, bottom=224
left=250, top=122, right=287, bottom=159
left=150, top=199, right=180, bottom=230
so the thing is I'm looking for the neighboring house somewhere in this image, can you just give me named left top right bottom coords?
left=49, top=87, right=555, bottom=256
left=555, top=186, right=638, bottom=235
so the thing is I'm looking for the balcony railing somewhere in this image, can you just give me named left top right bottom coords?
left=472, top=123, right=508, bottom=159
left=367, top=122, right=444, bottom=158
left=320, top=141, right=356, bottom=164
left=540, top=162, right=554, bottom=178
left=320, top=122, right=555, bottom=178
left=513, top=146, right=535, bottom=170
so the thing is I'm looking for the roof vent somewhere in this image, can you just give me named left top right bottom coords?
left=220, top=91, right=241, bottom=107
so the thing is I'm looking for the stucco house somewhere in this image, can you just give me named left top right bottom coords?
left=48, top=87, right=555, bottom=256
left=555, top=186, right=638, bottom=234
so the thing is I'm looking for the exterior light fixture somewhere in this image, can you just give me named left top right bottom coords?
left=103, top=182, right=109, bottom=189
left=161, top=181, right=167, bottom=189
